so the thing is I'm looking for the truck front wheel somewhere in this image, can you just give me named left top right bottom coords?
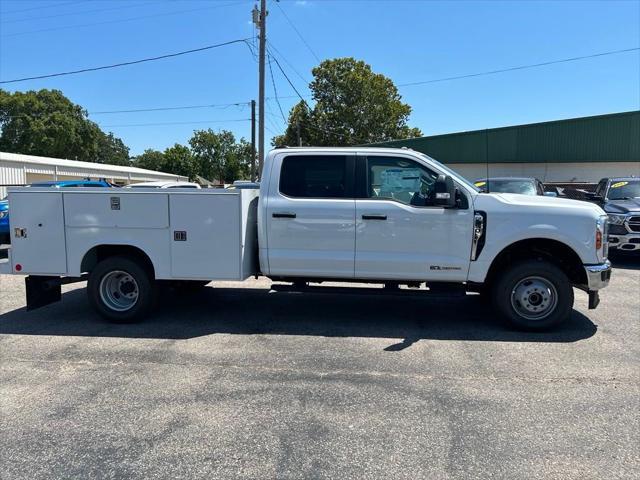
left=492, top=260, right=574, bottom=331
left=87, top=256, right=156, bottom=323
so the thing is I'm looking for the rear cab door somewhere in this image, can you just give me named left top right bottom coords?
left=264, top=152, right=356, bottom=278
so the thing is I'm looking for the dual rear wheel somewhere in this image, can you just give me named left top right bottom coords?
left=87, top=256, right=210, bottom=323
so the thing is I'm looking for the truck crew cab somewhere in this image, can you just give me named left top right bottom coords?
left=0, top=148, right=611, bottom=331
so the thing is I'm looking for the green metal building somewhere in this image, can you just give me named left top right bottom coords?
left=370, top=111, right=640, bottom=182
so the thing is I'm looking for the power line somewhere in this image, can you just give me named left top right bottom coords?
left=265, top=46, right=640, bottom=100
left=2, top=1, right=245, bottom=37
left=397, top=47, right=640, bottom=87
left=0, top=38, right=251, bottom=84
left=267, top=55, right=288, bottom=122
left=90, top=102, right=250, bottom=115
left=0, top=0, right=84, bottom=15
left=1, top=1, right=158, bottom=25
left=268, top=41, right=311, bottom=84
left=274, top=0, right=320, bottom=63
left=267, top=54, right=309, bottom=109
left=268, top=54, right=348, bottom=139
left=100, top=119, right=251, bottom=128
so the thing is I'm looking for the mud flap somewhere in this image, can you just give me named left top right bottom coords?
left=588, top=291, right=600, bottom=310
left=25, top=276, right=61, bottom=311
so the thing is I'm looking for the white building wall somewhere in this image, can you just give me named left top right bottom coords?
left=449, top=161, right=640, bottom=183
left=0, top=161, right=26, bottom=198
left=0, top=152, right=188, bottom=198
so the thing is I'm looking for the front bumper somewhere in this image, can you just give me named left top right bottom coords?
left=584, top=261, right=612, bottom=291
left=609, top=233, right=640, bottom=252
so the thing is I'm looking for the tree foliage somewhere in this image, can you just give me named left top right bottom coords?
left=0, top=89, right=252, bottom=183
left=273, top=57, right=421, bottom=147
left=132, top=130, right=252, bottom=183
left=189, top=129, right=251, bottom=183
left=0, top=88, right=130, bottom=164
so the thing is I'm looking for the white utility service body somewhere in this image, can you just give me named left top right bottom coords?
left=3, top=188, right=258, bottom=280
left=0, top=147, right=612, bottom=330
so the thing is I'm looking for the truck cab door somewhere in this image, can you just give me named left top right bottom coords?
left=354, top=154, right=473, bottom=282
left=265, top=154, right=356, bottom=278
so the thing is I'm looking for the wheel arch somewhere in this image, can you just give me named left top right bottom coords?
left=484, top=238, right=587, bottom=288
left=80, top=244, right=156, bottom=277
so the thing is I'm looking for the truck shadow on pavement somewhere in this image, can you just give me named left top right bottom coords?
left=0, top=286, right=598, bottom=347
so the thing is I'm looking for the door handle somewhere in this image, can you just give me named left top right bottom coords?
left=362, top=214, right=387, bottom=220
left=272, top=212, right=296, bottom=219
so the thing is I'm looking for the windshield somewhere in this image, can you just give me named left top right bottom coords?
left=415, top=152, right=479, bottom=192
left=481, top=179, right=537, bottom=195
left=607, top=180, right=640, bottom=200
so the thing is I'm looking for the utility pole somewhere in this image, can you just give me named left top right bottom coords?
left=296, top=120, right=302, bottom=146
left=250, top=99, right=256, bottom=181
left=256, top=0, right=267, bottom=179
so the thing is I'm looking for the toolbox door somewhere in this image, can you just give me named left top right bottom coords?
left=169, top=193, right=241, bottom=279
left=9, top=192, right=67, bottom=274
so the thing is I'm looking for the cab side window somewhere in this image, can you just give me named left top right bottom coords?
left=366, top=156, right=439, bottom=207
left=280, top=155, right=348, bottom=198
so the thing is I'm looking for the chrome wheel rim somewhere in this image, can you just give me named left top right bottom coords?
left=510, top=276, right=558, bottom=321
left=99, top=270, right=139, bottom=312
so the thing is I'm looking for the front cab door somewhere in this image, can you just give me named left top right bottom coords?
left=354, top=154, right=473, bottom=282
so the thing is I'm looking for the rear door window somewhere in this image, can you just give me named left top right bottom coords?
left=280, top=155, right=350, bottom=198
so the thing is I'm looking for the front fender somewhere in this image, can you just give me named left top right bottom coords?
left=468, top=194, right=601, bottom=283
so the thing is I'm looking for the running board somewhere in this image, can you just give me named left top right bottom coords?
left=270, top=283, right=467, bottom=297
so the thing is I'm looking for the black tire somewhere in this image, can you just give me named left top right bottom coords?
left=87, top=255, right=157, bottom=323
left=492, top=259, right=574, bottom=331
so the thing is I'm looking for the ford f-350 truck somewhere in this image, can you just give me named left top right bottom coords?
left=0, top=147, right=611, bottom=330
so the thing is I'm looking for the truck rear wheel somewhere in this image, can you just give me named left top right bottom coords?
left=492, top=260, right=574, bottom=331
left=87, top=256, right=156, bottom=323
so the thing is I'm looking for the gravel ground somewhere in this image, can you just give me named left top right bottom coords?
left=0, top=255, right=638, bottom=479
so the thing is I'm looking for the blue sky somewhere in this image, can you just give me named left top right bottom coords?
left=1, top=0, right=639, bottom=156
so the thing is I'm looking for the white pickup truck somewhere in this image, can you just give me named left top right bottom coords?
left=0, top=147, right=611, bottom=330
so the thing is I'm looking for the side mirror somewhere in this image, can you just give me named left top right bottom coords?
left=434, top=174, right=456, bottom=208
left=543, top=191, right=558, bottom=197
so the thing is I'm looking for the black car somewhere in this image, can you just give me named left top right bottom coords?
left=586, top=177, right=640, bottom=252
left=474, top=177, right=556, bottom=197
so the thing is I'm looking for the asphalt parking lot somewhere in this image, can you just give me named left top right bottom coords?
left=0, top=255, right=638, bottom=479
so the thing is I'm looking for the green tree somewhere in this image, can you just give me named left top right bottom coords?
left=133, top=149, right=165, bottom=171
left=0, top=89, right=130, bottom=164
left=273, top=58, right=421, bottom=147
left=97, top=132, right=130, bottom=166
left=162, top=143, right=197, bottom=180
left=189, top=129, right=251, bottom=183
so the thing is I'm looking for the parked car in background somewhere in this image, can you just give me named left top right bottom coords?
left=125, top=181, right=201, bottom=189
left=29, top=180, right=113, bottom=188
left=474, top=177, right=557, bottom=197
left=0, top=198, right=8, bottom=244
left=585, top=177, right=640, bottom=252
left=1, top=180, right=112, bottom=244
left=228, top=180, right=260, bottom=190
